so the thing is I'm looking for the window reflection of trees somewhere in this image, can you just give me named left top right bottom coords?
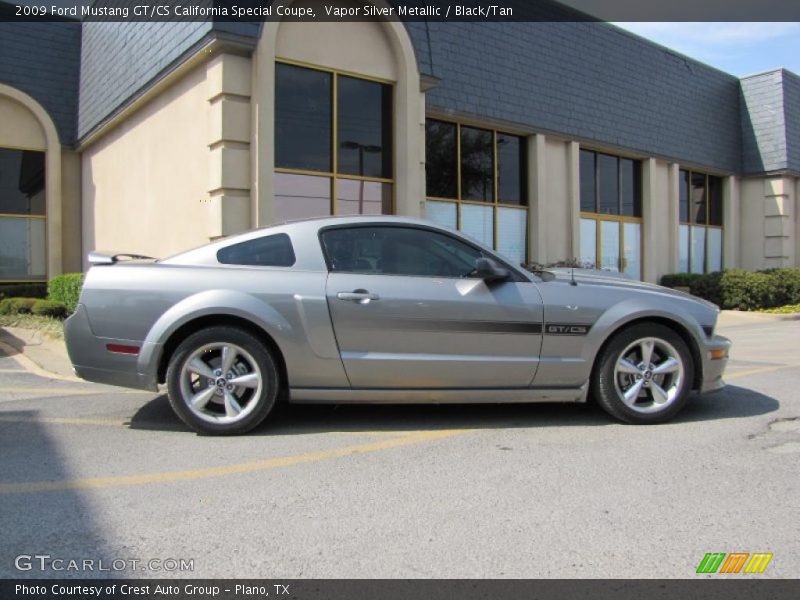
left=460, top=126, right=493, bottom=202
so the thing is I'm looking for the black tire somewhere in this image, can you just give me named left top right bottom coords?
left=166, top=326, right=279, bottom=435
left=592, top=323, right=694, bottom=424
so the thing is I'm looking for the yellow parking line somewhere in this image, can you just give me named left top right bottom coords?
left=0, top=387, right=147, bottom=395
left=0, top=416, right=440, bottom=435
left=0, top=415, right=128, bottom=428
left=0, top=428, right=467, bottom=495
left=329, top=430, right=420, bottom=437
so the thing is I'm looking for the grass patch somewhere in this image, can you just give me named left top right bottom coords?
left=0, top=314, right=65, bottom=339
left=758, top=304, right=800, bottom=314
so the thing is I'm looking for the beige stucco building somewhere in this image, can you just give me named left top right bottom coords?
left=1, top=3, right=799, bottom=288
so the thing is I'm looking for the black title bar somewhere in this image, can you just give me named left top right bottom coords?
left=3, top=0, right=800, bottom=23
left=3, top=579, right=800, bottom=600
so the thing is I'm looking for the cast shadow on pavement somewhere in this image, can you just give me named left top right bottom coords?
left=0, top=410, right=114, bottom=579
left=126, top=384, right=779, bottom=435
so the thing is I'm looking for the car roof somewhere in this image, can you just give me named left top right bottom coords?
left=160, top=215, right=458, bottom=265
left=274, top=214, right=438, bottom=229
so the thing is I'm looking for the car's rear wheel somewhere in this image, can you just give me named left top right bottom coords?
left=592, top=323, right=694, bottom=424
left=166, top=326, right=278, bottom=435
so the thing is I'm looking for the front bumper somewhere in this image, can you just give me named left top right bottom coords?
left=698, top=334, right=731, bottom=393
left=64, top=304, right=159, bottom=391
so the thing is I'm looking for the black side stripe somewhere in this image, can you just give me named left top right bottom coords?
left=387, top=319, right=543, bottom=334
left=359, top=318, right=592, bottom=336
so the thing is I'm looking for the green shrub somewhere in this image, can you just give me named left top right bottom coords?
left=31, top=299, right=69, bottom=319
left=660, top=267, right=800, bottom=310
left=764, top=268, right=800, bottom=306
left=48, top=273, right=84, bottom=313
left=720, top=269, right=773, bottom=310
left=0, top=297, right=38, bottom=315
left=660, top=272, right=722, bottom=308
left=0, top=283, right=47, bottom=299
left=690, top=271, right=723, bottom=307
left=660, top=273, right=704, bottom=289
left=717, top=268, right=800, bottom=311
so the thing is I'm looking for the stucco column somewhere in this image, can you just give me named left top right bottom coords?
left=567, top=141, right=580, bottom=260
left=386, top=21, right=425, bottom=218
left=722, top=175, right=739, bottom=268
left=45, top=146, right=62, bottom=276
left=206, top=54, right=252, bottom=238
left=641, top=158, right=658, bottom=282
left=412, top=89, right=427, bottom=218
left=667, top=163, right=680, bottom=274
left=527, top=134, right=547, bottom=264
left=763, top=177, right=793, bottom=268
left=794, top=177, right=800, bottom=267
left=252, top=25, right=277, bottom=227
left=60, top=150, right=82, bottom=272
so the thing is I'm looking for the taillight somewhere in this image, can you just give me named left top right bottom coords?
left=106, top=344, right=140, bottom=355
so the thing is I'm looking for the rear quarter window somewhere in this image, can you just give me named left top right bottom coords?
left=216, top=233, right=296, bottom=267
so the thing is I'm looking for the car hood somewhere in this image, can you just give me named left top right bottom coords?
left=541, top=269, right=719, bottom=310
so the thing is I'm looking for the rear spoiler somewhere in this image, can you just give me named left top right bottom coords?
left=87, top=251, right=156, bottom=265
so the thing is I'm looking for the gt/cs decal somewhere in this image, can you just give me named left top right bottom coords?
left=545, top=323, right=590, bottom=336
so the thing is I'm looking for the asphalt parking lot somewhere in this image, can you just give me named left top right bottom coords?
left=1, top=315, right=798, bottom=579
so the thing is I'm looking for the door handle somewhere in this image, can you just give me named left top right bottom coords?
left=337, top=290, right=380, bottom=304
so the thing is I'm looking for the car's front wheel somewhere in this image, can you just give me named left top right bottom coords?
left=592, top=323, right=694, bottom=424
left=166, top=326, right=279, bottom=435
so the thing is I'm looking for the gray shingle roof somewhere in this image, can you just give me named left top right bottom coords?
left=783, top=70, right=800, bottom=174
left=741, top=70, right=787, bottom=174
left=740, top=69, right=800, bottom=175
left=418, top=22, right=743, bottom=173
left=0, top=15, right=797, bottom=177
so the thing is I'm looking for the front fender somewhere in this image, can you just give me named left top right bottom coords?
left=580, top=299, right=707, bottom=382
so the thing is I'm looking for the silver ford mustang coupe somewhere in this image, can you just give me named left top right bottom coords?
left=65, top=216, right=730, bottom=435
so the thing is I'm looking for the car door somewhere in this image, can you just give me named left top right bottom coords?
left=321, top=224, right=544, bottom=389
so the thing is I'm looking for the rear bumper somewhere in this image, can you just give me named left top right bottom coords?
left=64, top=304, right=159, bottom=391
left=698, top=334, right=731, bottom=394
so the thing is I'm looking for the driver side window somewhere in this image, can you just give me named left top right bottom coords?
left=321, top=226, right=482, bottom=278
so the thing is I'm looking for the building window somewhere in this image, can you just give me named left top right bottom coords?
left=0, top=148, right=46, bottom=282
left=579, top=149, right=643, bottom=279
left=424, top=118, right=528, bottom=265
left=679, top=170, right=723, bottom=273
left=274, top=61, right=393, bottom=221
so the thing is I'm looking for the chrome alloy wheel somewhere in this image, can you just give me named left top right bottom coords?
left=178, top=342, right=264, bottom=424
left=613, top=337, right=685, bottom=414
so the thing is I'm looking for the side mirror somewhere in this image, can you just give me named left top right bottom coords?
left=472, top=257, right=510, bottom=283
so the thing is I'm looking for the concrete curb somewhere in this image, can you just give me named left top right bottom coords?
left=0, top=326, right=80, bottom=382
left=718, top=310, right=800, bottom=326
